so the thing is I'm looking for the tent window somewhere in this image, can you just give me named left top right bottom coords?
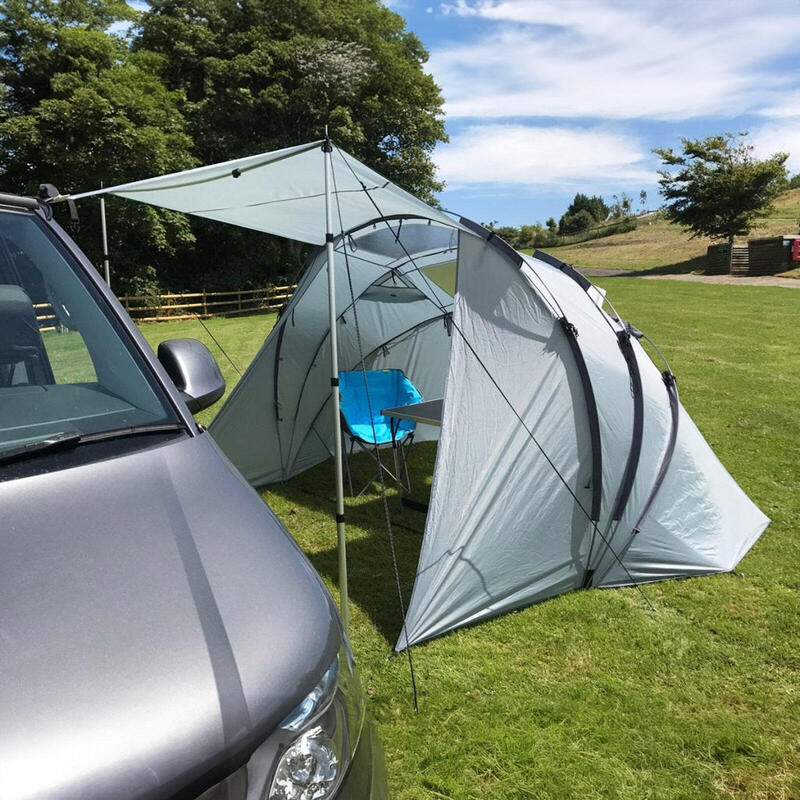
left=360, top=285, right=428, bottom=303
left=420, top=261, right=457, bottom=296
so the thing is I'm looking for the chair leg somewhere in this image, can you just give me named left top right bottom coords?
left=401, top=434, right=413, bottom=493
left=392, top=441, right=403, bottom=494
left=344, top=438, right=354, bottom=497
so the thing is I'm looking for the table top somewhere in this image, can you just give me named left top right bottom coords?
left=381, top=398, right=443, bottom=427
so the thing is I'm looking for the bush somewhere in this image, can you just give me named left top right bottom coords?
left=559, top=209, right=596, bottom=235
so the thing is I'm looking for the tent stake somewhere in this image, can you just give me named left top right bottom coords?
left=99, top=188, right=111, bottom=288
left=323, top=138, right=349, bottom=635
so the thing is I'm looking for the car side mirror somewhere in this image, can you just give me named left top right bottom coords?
left=157, top=338, right=225, bottom=413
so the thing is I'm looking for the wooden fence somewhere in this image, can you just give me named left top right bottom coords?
left=34, top=283, right=296, bottom=330
left=35, top=302, right=58, bottom=333
left=117, top=284, right=296, bottom=323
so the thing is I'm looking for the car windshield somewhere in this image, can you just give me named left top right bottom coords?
left=0, top=209, right=180, bottom=457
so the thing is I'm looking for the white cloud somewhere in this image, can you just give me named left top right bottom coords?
left=436, top=124, right=654, bottom=189
left=752, top=120, right=800, bottom=174
left=431, top=0, right=800, bottom=120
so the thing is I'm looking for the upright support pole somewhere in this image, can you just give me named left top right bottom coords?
left=99, top=190, right=111, bottom=288
left=323, top=138, right=349, bottom=635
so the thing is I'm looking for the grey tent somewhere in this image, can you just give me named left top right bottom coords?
left=71, top=141, right=769, bottom=651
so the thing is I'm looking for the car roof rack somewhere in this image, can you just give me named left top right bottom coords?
left=0, top=193, right=40, bottom=211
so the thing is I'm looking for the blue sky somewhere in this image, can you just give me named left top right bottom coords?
left=389, top=0, right=800, bottom=226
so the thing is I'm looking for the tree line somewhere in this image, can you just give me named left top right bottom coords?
left=0, top=0, right=446, bottom=294
left=484, top=190, right=645, bottom=250
left=1, top=4, right=792, bottom=291
left=487, top=133, right=791, bottom=265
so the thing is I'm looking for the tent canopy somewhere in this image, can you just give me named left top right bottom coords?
left=70, top=141, right=454, bottom=245
left=73, top=141, right=769, bottom=651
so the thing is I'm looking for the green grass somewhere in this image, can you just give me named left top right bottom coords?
left=137, top=311, right=278, bottom=427
left=136, top=282, right=800, bottom=799
left=41, top=329, right=97, bottom=383
left=542, top=188, right=800, bottom=274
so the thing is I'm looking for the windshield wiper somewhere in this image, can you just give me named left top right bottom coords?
left=0, top=432, right=83, bottom=466
left=77, top=422, right=187, bottom=444
left=0, top=423, right=187, bottom=467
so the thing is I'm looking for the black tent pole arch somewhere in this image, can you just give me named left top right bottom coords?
left=326, top=167, right=653, bottom=613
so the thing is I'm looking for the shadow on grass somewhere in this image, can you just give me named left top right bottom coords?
left=267, top=443, right=437, bottom=646
left=626, top=255, right=708, bottom=277
left=580, top=255, right=708, bottom=278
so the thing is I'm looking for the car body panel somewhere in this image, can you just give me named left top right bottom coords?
left=0, top=432, right=338, bottom=800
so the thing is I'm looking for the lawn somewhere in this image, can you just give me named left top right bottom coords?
left=138, top=279, right=800, bottom=800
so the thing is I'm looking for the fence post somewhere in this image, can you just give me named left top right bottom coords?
left=238, top=290, right=242, bottom=312
left=202, top=289, right=207, bottom=317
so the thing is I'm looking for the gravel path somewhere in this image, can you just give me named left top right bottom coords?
left=579, top=268, right=800, bottom=288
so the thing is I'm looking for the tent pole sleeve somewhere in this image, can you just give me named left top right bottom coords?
left=559, top=318, right=602, bottom=522
left=594, top=371, right=679, bottom=584
left=324, top=139, right=349, bottom=635
left=586, top=328, right=644, bottom=586
left=611, top=330, right=644, bottom=523
left=99, top=192, right=111, bottom=288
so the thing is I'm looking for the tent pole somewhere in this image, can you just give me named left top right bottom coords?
left=323, top=138, right=349, bottom=635
left=99, top=188, right=111, bottom=288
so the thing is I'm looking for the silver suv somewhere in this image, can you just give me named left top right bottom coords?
left=0, top=192, right=386, bottom=800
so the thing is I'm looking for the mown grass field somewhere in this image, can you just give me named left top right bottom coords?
left=138, top=278, right=800, bottom=799
left=543, top=188, right=800, bottom=275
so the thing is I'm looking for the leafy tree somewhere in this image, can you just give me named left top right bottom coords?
left=558, top=192, right=609, bottom=235
left=136, top=0, right=445, bottom=199
left=609, top=192, right=633, bottom=219
left=559, top=208, right=596, bottom=236
left=491, top=224, right=522, bottom=245
left=0, top=0, right=197, bottom=294
left=518, top=224, right=536, bottom=248
left=655, top=133, right=788, bottom=268
left=133, top=0, right=448, bottom=288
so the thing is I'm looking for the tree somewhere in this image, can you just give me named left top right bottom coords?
left=559, top=208, right=596, bottom=236
left=655, top=133, right=788, bottom=269
left=136, top=0, right=445, bottom=200
left=131, top=0, right=448, bottom=288
left=609, top=192, right=633, bottom=219
left=0, top=0, right=197, bottom=294
left=558, top=192, right=609, bottom=235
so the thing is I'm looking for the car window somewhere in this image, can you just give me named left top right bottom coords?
left=0, top=210, right=180, bottom=455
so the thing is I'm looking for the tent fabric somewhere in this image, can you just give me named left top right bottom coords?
left=208, top=215, right=768, bottom=652
left=393, top=236, right=767, bottom=648
left=209, top=218, right=459, bottom=486
left=339, top=369, right=422, bottom=444
left=69, top=141, right=454, bottom=245
left=78, top=141, right=769, bottom=651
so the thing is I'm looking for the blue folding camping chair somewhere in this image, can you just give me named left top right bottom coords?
left=338, top=369, right=422, bottom=496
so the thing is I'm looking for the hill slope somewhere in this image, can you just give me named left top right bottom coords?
left=542, top=188, right=800, bottom=275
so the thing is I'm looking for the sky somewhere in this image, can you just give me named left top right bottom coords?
left=388, top=0, right=800, bottom=226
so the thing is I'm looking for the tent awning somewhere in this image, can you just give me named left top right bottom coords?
left=69, top=141, right=455, bottom=245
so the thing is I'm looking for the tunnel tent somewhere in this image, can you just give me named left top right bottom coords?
left=68, top=140, right=770, bottom=651
left=233, top=214, right=766, bottom=650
